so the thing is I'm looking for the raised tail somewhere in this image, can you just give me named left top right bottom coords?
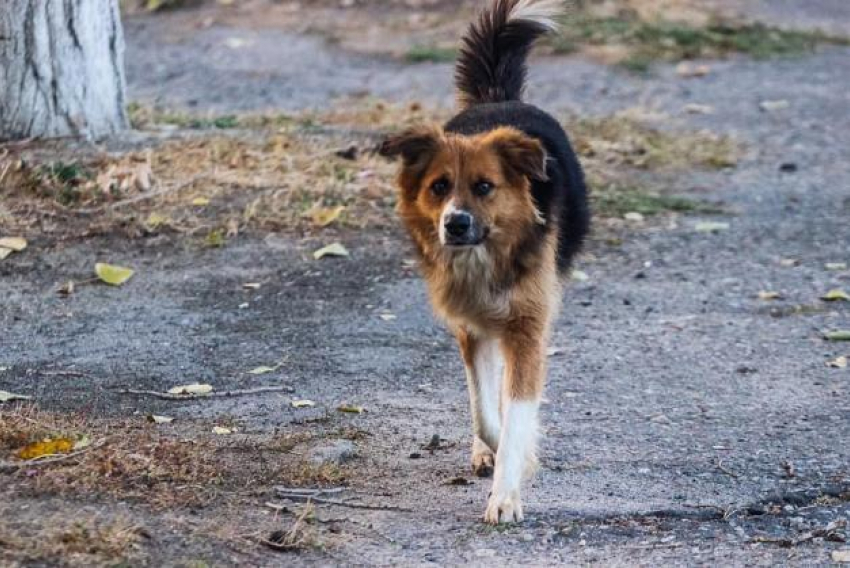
left=455, top=0, right=562, bottom=109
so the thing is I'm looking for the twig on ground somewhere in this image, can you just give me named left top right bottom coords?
left=73, top=174, right=206, bottom=215
left=116, top=385, right=293, bottom=400
left=716, top=459, right=739, bottom=479
left=274, top=487, right=411, bottom=512
left=261, top=501, right=316, bottom=551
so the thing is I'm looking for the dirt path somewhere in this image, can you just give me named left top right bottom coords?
left=3, top=4, right=850, bottom=566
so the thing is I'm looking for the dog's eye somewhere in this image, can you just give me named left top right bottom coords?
left=430, top=178, right=451, bottom=197
left=473, top=180, right=494, bottom=197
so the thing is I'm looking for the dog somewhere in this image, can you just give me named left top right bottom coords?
left=380, top=0, right=590, bottom=524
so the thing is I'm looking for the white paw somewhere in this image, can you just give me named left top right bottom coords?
left=483, top=490, right=524, bottom=524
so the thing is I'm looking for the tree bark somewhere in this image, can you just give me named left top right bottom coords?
left=0, top=0, right=128, bottom=140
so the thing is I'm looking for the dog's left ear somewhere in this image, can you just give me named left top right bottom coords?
left=485, top=127, right=549, bottom=183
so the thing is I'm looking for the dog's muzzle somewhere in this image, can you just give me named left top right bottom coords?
left=443, top=211, right=486, bottom=246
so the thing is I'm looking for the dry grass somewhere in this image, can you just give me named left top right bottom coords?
left=0, top=513, right=145, bottom=567
left=0, top=405, right=349, bottom=509
left=0, top=101, right=735, bottom=241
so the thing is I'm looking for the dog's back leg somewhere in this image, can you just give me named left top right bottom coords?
left=456, top=329, right=503, bottom=477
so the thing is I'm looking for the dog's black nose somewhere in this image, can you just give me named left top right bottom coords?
left=444, top=211, right=473, bottom=238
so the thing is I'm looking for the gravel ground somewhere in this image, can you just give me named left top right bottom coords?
left=2, top=2, right=850, bottom=565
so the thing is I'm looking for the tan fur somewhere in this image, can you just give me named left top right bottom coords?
left=392, top=125, right=560, bottom=401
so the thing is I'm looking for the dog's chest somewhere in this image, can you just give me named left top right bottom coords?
left=430, top=248, right=510, bottom=327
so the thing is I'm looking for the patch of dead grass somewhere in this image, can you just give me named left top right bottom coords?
left=0, top=406, right=349, bottom=509
left=0, top=513, right=145, bottom=567
left=1, top=102, right=736, bottom=240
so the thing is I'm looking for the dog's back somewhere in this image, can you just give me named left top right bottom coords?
left=446, top=0, right=590, bottom=271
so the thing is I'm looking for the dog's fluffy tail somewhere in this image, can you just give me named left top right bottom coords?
left=455, top=0, right=562, bottom=109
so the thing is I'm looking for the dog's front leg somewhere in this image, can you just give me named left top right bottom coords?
left=484, top=323, right=545, bottom=524
left=456, top=329, right=502, bottom=477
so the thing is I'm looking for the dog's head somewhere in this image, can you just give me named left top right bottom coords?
left=380, top=125, right=548, bottom=253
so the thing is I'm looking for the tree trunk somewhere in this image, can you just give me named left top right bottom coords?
left=0, top=0, right=128, bottom=140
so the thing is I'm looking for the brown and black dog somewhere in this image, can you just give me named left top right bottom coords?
left=381, top=0, right=590, bottom=524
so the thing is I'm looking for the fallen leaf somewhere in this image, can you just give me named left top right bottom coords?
left=205, top=229, right=226, bottom=248
left=824, top=331, right=850, bottom=342
left=827, top=356, right=848, bottom=369
left=825, top=262, right=847, bottom=271
left=243, top=282, right=261, bottom=290
left=147, top=415, right=174, bottom=424
left=248, top=365, right=279, bottom=375
left=0, top=248, right=11, bottom=260
left=822, top=289, right=850, bottom=302
left=212, top=426, right=235, bottom=435
left=833, top=550, right=850, bottom=563
left=779, top=258, right=800, bottom=267
left=17, top=437, right=74, bottom=460
left=757, top=291, right=783, bottom=301
left=759, top=99, right=789, bottom=112
left=0, top=390, right=31, bottom=403
left=167, top=383, right=214, bottom=395
left=310, top=205, right=345, bottom=228
left=192, top=197, right=210, bottom=206
left=313, top=243, right=349, bottom=260
left=95, top=263, right=134, bottom=286
left=624, top=211, right=645, bottom=222
left=695, top=221, right=729, bottom=233
left=146, top=212, right=169, bottom=229
left=0, top=237, right=27, bottom=251
left=291, top=399, right=316, bottom=408
left=676, top=62, right=711, bottom=77
left=571, top=270, right=589, bottom=282
left=684, top=103, right=714, bottom=114
left=337, top=404, right=365, bottom=414
left=380, top=313, right=397, bottom=321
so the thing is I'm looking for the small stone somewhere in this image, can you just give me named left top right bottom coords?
left=307, top=440, right=357, bottom=465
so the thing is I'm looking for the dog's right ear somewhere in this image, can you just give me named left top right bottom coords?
left=379, top=126, right=443, bottom=167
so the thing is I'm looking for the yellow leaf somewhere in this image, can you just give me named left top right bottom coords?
left=247, top=365, right=279, bottom=375
left=695, top=221, right=729, bottom=233
left=95, top=263, right=134, bottom=286
left=337, top=404, right=365, bottom=414
left=291, top=399, right=316, bottom=408
left=192, top=197, right=210, bottom=206
left=147, top=415, right=174, bottom=424
left=380, top=313, right=397, bottom=321
left=205, top=230, right=226, bottom=248
left=0, top=248, right=11, bottom=260
left=212, top=426, right=235, bottom=435
left=757, top=291, right=783, bottom=301
left=17, top=437, right=75, bottom=460
left=827, top=356, right=848, bottom=369
left=0, top=237, right=27, bottom=251
left=821, top=289, right=850, bottom=302
left=825, top=262, right=847, bottom=271
left=0, top=390, right=31, bottom=403
left=313, top=243, right=349, bottom=260
left=146, top=212, right=168, bottom=229
left=243, top=282, right=261, bottom=290
left=825, top=330, right=850, bottom=342
left=310, top=205, right=345, bottom=228
left=167, top=383, right=213, bottom=395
